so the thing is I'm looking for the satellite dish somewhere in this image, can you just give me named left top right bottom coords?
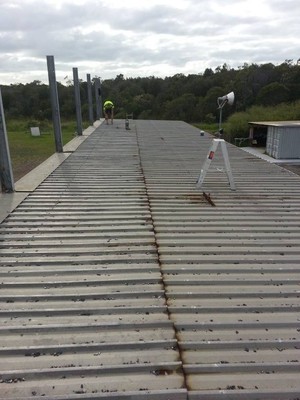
left=217, top=91, right=235, bottom=108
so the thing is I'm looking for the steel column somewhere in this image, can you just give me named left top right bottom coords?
left=0, top=88, right=14, bottom=192
left=46, top=55, right=63, bottom=152
left=94, top=78, right=102, bottom=120
left=73, top=67, right=83, bottom=136
left=86, top=73, right=94, bottom=125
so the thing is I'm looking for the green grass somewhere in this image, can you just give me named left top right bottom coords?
left=6, top=118, right=90, bottom=181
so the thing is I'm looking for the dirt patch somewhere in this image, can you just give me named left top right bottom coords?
left=13, top=160, right=45, bottom=182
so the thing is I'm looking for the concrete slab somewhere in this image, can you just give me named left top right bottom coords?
left=241, top=146, right=300, bottom=164
left=240, top=147, right=278, bottom=162
left=14, top=152, right=71, bottom=192
left=0, top=192, right=29, bottom=223
left=62, top=136, right=87, bottom=152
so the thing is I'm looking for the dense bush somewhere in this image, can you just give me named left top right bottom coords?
left=1, top=60, right=300, bottom=132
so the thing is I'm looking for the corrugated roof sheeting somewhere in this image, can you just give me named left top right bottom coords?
left=136, top=120, right=300, bottom=399
left=0, top=119, right=300, bottom=399
left=0, top=126, right=186, bottom=399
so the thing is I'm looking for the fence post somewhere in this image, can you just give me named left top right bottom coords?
left=87, top=74, right=94, bottom=125
left=46, top=55, right=63, bottom=153
left=0, top=88, right=14, bottom=192
left=73, top=67, right=83, bottom=136
left=94, top=78, right=102, bottom=119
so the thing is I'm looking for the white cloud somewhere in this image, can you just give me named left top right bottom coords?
left=0, top=0, right=299, bottom=84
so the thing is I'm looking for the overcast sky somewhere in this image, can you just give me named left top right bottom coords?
left=0, top=0, right=299, bottom=85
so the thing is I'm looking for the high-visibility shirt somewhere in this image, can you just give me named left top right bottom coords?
left=103, top=100, right=114, bottom=109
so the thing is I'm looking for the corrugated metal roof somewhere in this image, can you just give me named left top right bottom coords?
left=1, top=119, right=300, bottom=399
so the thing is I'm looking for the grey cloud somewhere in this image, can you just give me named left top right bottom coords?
left=0, top=2, right=104, bottom=31
left=268, top=0, right=300, bottom=12
left=0, top=0, right=299, bottom=84
left=107, top=5, right=186, bottom=35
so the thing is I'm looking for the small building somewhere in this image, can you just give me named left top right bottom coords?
left=248, top=121, right=300, bottom=159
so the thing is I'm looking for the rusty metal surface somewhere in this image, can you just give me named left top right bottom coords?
left=1, top=119, right=300, bottom=399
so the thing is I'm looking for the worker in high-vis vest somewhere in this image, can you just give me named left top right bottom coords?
left=103, top=100, right=114, bottom=125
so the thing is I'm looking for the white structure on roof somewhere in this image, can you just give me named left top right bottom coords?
left=249, top=121, right=300, bottom=159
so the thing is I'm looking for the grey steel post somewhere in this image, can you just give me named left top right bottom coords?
left=98, top=79, right=103, bottom=119
left=73, top=67, right=83, bottom=135
left=0, top=88, right=14, bottom=192
left=94, top=78, right=102, bottom=119
left=46, top=55, right=63, bottom=152
left=87, top=74, right=94, bottom=125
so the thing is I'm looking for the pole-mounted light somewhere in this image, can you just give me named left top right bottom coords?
left=217, top=91, right=235, bottom=136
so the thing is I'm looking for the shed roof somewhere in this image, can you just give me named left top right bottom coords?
left=249, top=120, right=300, bottom=127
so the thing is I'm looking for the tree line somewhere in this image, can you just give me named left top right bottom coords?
left=1, top=60, right=300, bottom=124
